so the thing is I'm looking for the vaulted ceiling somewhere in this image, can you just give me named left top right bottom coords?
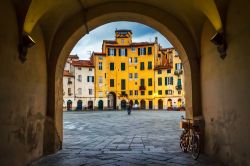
left=11, top=0, right=229, bottom=59
left=23, top=0, right=225, bottom=33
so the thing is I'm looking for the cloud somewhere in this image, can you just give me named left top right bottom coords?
left=71, top=21, right=172, bottom=60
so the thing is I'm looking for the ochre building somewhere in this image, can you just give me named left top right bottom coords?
left=90, top=30, right=185, bottom=110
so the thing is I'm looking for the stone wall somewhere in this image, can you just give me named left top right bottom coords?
left=0, top=1, right=47, bottom=165
left=201, top=0, right=250, bottom=165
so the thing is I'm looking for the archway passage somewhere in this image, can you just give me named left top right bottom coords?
left=158, top=99, right=163, bottom=110
left=1, top=0, right=249, bottom=165
left=21, top=0, right=220, bottom=164
left=129, top=100, right=133, bottom=107
left=121, top=100, right=127, bottom=110
left=141, top=100, right=146, bottom=109
left=98, top=100, right=103, bottom=110
left=77, top=100, right=83, bottom=110
left=67, top=100, right=72, bottom=111
left=108, top=92, right=116, bottom=109
left=167, top=99, right=173, bottom=110
left=149, top=100, right=153, bottom=109
left=177, top=98, right=182, bottom=109
left=134, top=100, right=139, bottom=110
left=88, top=101, right=93, bottom=110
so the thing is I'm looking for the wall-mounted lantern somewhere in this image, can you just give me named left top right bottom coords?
left=19, top=33, right=36, bottom=63
left=210, top=32, right=227, bottom=59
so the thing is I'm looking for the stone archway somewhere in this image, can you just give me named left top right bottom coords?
left=44, top=2, right=200, bottom=155
left=2, top=0, right=250, bottom=165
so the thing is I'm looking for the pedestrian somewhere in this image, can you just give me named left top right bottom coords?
left=127, top=104, right=131, bottom=115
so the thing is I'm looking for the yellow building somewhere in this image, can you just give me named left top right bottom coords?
left=154, top=47, right=185, bottom=110
left=91, top=29, right=184, bottom=110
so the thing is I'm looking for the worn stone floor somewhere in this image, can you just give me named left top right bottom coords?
left=32, top=111, right=221, bottom=166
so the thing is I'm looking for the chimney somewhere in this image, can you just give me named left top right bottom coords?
left=155, top=37, right=158, bottom=43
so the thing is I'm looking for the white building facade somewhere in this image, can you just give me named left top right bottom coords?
left=63, top=55, right=95, bottom=110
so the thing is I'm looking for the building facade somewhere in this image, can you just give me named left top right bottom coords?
left=63, top=55, right=95, bottom=110
left=90, top=29, right=185, bottom=110
left=63, top=30, right=184, bottom=110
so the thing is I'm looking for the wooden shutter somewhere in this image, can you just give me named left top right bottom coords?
left=119, top=49, right=121, bottom=56
left=114, top=49, right=116, bottom=56
left=125, top=49, right=127, bottom=56
left=148, top=47, right=152, bottom=55
left=138, top=48, right=140, bottom=55
left=144, top=48, right=146, bottom=55
left=108, top=48, right=110, bottom=56
left=178, top=79, right=181, bottom=86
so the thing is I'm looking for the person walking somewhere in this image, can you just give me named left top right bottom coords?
left=127, top=104, right=131, bottom=115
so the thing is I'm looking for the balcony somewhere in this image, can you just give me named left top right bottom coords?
left=174, top=69, right=183, bottom=76
left=175, top=85, right=182, bottom=90
left=139, top=86, right=146, bottom=90
left=67, top=81, right=72, bottom=84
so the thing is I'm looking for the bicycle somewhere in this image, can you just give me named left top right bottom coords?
left=179, top=116, right=200, bottom=160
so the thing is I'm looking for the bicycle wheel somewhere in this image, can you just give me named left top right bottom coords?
left=180, top=133, right=187, bottom=153
left=191, top=134, right=200, bottom=160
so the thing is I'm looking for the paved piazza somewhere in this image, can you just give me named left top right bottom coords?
left=32, top=111, right=221, bottom=166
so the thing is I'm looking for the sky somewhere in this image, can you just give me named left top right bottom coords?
left=71, top=21, right=173, bottom=60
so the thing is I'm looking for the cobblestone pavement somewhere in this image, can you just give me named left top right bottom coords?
left=32, top=111, right=221, bottom=166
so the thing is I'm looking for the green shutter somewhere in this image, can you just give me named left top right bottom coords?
left=178, top=79, right=182, bottom=86
left=148, top=47, right=152, bottom=55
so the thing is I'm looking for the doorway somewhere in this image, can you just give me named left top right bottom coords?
left=77, top=100, right=83, bottom=110
left=98, top=100, right=104, bottom=110
left=158, top=99, right=163, bottom=110
left=149, top=100, right=153, bottom=110
left=67, top=100, right=72, bottom=111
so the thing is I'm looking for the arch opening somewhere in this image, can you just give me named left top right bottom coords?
left=46, top=6, right=200, bottom=155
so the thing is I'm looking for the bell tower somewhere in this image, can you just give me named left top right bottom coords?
left=115, top=29, right=132, bottom=45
